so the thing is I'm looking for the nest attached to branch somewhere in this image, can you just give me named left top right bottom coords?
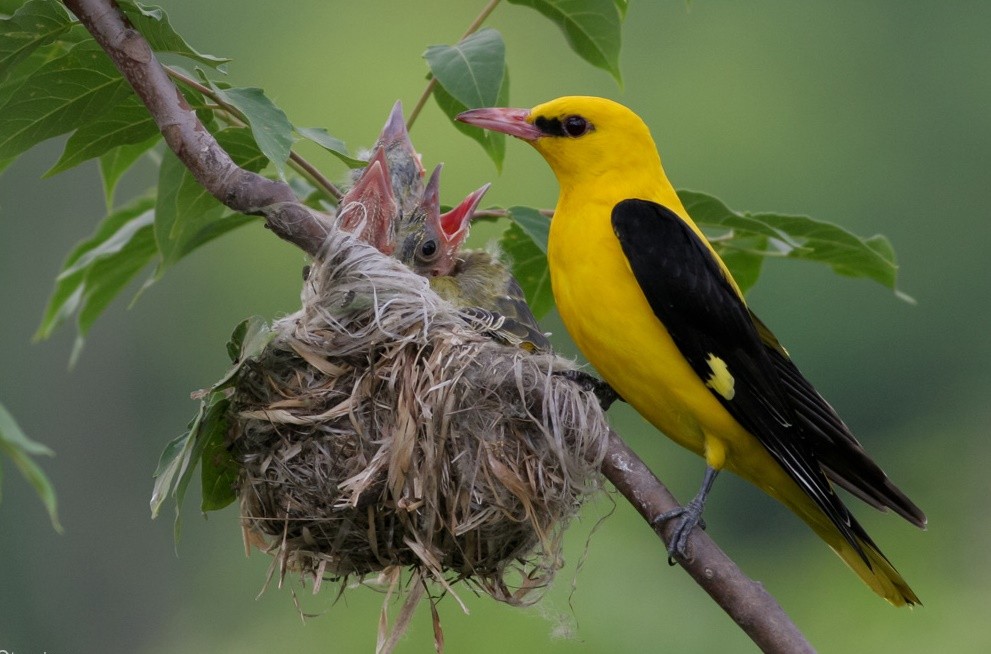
left=228, top=228, right=610, bottom=615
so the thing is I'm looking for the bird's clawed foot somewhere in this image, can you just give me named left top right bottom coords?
left=555, top=369, right=622, bottom=410
left=654, top=497, right=707, bottom=564
left=653, top=466, right=719, bottom=564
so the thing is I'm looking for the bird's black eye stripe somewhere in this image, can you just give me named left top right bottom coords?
left=534, top=115, right=592, bottom=138
left=534, top=116, right=566, bottom=136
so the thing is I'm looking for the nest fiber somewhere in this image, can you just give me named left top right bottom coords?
left=230, top=228, right=610, bottom=605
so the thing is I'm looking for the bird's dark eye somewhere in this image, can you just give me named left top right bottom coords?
left=563, top=115, right=590, bottom=137
left=419, top=239, right=438, bottom=259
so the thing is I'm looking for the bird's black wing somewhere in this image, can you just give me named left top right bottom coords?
left=453, top=251, right=552, bottom=353
left=611, top=198, right=873, bottom=560
left=750, top=313, right=926, bottom=526
left=493, top=275, right=553, bottom=352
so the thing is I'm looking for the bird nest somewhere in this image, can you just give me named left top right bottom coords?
left=228, top=228, right=610, bottom=624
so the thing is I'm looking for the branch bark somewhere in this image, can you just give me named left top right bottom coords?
left=61, top=1, right=815, bottom=652
left=601, top=431, right=815, bottom=653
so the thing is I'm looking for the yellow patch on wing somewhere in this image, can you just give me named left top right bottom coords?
left=704, top=354, right=735, bottom=400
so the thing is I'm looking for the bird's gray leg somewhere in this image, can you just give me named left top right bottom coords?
left=654, top=466, right=719, bottom=563
left=555, top=369, right=623, bottom=410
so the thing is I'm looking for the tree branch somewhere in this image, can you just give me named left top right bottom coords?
left=62, top=0, right=329, bottom=257
left=62, top=1, right=814, bottom=651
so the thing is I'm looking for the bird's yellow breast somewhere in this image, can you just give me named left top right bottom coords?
left=548, top=192, right=746, bottom=465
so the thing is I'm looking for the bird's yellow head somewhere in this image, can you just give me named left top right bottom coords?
left=457, top=96, right=665, bottom=196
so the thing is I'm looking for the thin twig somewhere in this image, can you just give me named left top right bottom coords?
left=406, top=81, right=437, bottom=133
left=289, top=151, right=343, bottom=202
left=406, top=0, right=502, bottom=130
left=165, top=67, right=343, bottom=201
left=473, top=208, right=555, bottom=220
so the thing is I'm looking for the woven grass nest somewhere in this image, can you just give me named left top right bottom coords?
left=228, top=227, right=610, bottom=628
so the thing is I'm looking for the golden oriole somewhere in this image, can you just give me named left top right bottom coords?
left=458, top=96, right=926, bottom=606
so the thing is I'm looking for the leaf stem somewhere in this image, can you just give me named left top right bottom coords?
left=406, top=0, right=503, bottom=130
left=165, top=68, right=343, bottom=201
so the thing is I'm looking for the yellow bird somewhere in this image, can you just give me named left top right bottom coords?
left=458, top=96, right=926, bottom=606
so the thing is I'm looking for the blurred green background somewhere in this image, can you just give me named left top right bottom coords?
left=1, top=1, right=989, bottom=651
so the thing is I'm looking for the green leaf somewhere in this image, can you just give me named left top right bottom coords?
left=169, top=399, right=217, bottom=540
left=0, top=403, right=52, bottom=456
left=0, top=402, right=60, bottom=532
left=153, top=431, right=189, bottom=480
left=0, top=24, right=87, bottom=107
left=296, top=125, right=367, bottom=169
left=199, top=397, right=237, bottom=512
left=154, top=150, right=224, bottom=269
left=183, top=213, right=260, bottom=258
left=151, top=390, right=235, bottom=537
left=227, top=316, right=252, bottom=362
left=0, top=40, right=132, bottom=162
left=434, top=65, right=509, bottom=170
left=613, top=0, right=629, bottom=19
left=221, top=316, right=273, bottom=380
left=209, top=85, right=293, bottom=179
left=713, top=235, right=768, bottom=295
left=117, top=1, right=230, bottom=69
left=46, top=95, right=160, bottom=176
left=72, top=219, right=157, bottom=362
left=98, top=134, right=161, bottom=209
left=213, top=316, right=273, bottom=400
left=507, top=205, right=550, bottom=254
left=150, top=403, right=204, bottom=539
left=154, top=127, right=265, bottom=271
left=500, top=222, right=554, bottom=318
left=0, top=0, right=74, bottom=81
left=150, top=426, right=193, bottom=525
left=171, top=129, right=265, bottom=254
left=680, top=189, right=911, bottom=300
left=217, top=125, right=270, bottom=172
left=35, top=194, right=157, bottom=344
left=425, top=27, right=505, bottom=109
left=507, top=0, right=623, bottom=83
left=153, top=317, right=274, bottom=532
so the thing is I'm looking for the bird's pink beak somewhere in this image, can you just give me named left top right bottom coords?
left=420, top=163, right=443, bottom=225
left=377, top=100, right=425, bottom=177
left=378, top=100, right=409, bottom=145
left=440, top=183, right=491, bottom=245
left=338, top=146, right=397, bottom=254
left=456, top=107, right=542, bottom=141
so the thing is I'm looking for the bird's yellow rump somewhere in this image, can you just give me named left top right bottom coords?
left=458, top=96, right=926, bottom=606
